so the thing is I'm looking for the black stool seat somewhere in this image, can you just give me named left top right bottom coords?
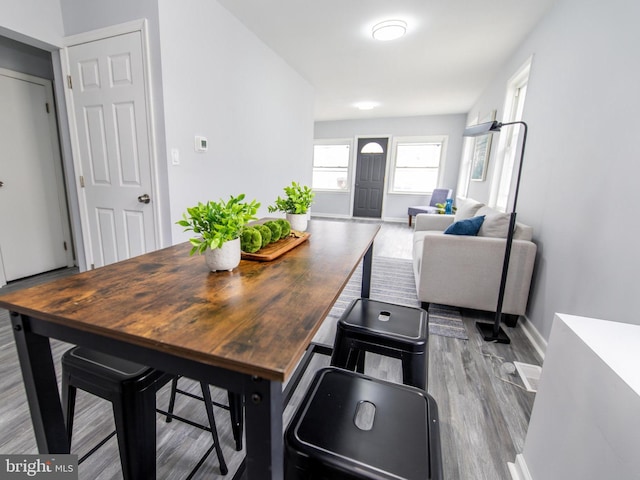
left=285, top=367, right=442, bottom=480
left=61, top=347, right=229, bottom=478
left=331, top=298, right=429, bottom=389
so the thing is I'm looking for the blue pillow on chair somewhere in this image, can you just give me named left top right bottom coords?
left=444, top=215, right=485, bottom=236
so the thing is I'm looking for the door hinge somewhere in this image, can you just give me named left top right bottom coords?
left=45, top=102, right=50, bottom=114
left=67, top=75, right=73, bottom=89
left=79, top=175, right=85, bottom=188
left=63, top=241, right=68, bottom=251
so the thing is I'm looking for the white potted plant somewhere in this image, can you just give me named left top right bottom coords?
left=177, top=194, right=260, bottom=271
left=267, top=181, right=315, bottom=231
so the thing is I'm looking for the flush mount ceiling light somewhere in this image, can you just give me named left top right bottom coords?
left=355, top=101, right=379, bottom=110
left=372, top=20, right=407, bottom=41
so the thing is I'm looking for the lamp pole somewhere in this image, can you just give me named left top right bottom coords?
left=464, top=121, right=528, bottom=344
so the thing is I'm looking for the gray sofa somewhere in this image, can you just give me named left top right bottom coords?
left=412, top=198, right=537, bottom=319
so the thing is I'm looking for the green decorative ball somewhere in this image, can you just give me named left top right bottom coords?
left=276, top=219, right=291, bottom=238
left=256, top=224, right=272, bottom=248
left=264, top=221, right=282, bottom=241
left=240, top=227, right=262, bottom=253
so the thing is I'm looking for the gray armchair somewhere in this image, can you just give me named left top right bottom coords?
left=407, top=188, right=452, bottom=226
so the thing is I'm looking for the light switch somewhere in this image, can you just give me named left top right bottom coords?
left=171, top=148, right=180, bottom=165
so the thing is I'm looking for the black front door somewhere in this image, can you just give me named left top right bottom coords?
left=353, top=138, right=388, bottom=218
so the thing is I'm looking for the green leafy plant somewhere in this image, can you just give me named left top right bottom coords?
left=177, top=194, right=260, bottom=255
left=267, top=181, right=315, bottom=215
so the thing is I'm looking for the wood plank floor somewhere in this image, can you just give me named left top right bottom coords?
left=0, top=220, right=542, bottom=479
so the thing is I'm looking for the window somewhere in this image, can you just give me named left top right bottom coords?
left=456, top=116, right=478, bottom=198
left=312, top=140, right=351, bottom=191
left=360, top=142, right=383, bottom=154
left=486, top=58, right=532, bottom=211
left=390, top=136, right=446, bottom=193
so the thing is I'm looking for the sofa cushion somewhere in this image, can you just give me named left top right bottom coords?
left=477, top=207, right=510, bottom=238
left=444, top=215, right=485, bottom=236
left=454, top=198, right=484, bottom=221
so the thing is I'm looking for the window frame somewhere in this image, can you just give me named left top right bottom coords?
left=489, top=56, right=532, bottom=212
left=312, top=138, right=353, bottom=192
left=388, top=135, right=448, bottom=195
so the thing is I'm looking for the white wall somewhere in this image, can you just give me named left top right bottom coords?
left=314, top=114, right=466, bottom=221
left=3, top=0, right=313, bottom=257
left=0, top=0, right=64, bottom=48
left=158, top=0, right=315, bottom=243
left=464, top=0, right=640, bottom=341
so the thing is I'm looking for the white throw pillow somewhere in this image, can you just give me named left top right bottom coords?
left=477, top=207, right=510, bottom=238
left=454, top=198, right=484, bottom=221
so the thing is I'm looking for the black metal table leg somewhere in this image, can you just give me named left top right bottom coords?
left=10, top=312, right=70, bottom=454
left=361, top=242, right=374, bottom=298
left=244, top=377, right=283, bottom=479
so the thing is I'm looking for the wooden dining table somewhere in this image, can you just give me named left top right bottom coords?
left=0, top=219, right=380, bottom=479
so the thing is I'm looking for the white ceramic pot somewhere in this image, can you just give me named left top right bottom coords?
left=286, top=213, right=308, bottom=232
left=204, top=237, right=241, bottom=272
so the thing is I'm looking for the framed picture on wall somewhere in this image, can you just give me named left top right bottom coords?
left=470, top=110, right=496, bottom=181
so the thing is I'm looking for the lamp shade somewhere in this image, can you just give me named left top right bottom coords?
left=463, top=121, right=501, bottom=137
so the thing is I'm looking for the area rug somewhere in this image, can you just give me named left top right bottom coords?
left=324, top=256, right=468, bottom=340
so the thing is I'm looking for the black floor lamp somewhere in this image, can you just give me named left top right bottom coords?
left=463, top=120, right=529, bottom=344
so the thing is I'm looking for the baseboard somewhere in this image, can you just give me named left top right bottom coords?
left=310, top=213, right=352, bottom=219
left=310, top=213, right=408, bottom=224
left=508, top=454, right=533, bottom=480
left=382, top=216, right=407, bottom=224
left=519, top=315, right=547, bottom=360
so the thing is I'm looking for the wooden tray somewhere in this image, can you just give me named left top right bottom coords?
left=241, top=232, right=310, bottom=261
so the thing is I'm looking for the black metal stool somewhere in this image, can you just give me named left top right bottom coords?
left=330, top=298, right=429, bottom=389
left=285, top=367, right=443, bottom=480
left=165, top=376, right=244, bottom=451
left=61, top=347, right=229, bottom=477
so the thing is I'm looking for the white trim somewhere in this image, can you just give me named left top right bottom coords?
left=310, top=212, right=351, bottom=220
left=489, top=55, right=533, bottom=210
left=519, top=314, right=547, bottom=359
left=59, top=48, right=93, bottom=269
left=139, top=20, right=162, bottom=250
left=63, top=19, right=146, bottom=47
left=60, top=19, right=161, bottom=268
left=508, top=454, right=533, bottom=480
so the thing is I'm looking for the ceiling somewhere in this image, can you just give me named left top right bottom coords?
left=217, top=0, right=558, bottom=122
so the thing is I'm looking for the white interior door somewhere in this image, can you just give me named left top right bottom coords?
left=67, top=30, right=157, bottom=268
left=0, top=69, right=74, bottom=284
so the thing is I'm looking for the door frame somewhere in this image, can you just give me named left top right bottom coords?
left=351, top=135, right=392, bottom=219
left=60, top=19, right=161, bottom=269
left=0, top=68, right=75, bottom=287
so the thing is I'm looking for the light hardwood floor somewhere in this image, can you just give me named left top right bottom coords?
left=0, top=220, right=542, bottom=479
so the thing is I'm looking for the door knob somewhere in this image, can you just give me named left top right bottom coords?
left=137, top=194, right=150, bottom=204
left=0, top=181, right=4, bottom=187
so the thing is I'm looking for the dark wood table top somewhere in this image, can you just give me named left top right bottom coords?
left=0, top=220, right=380, bottom=382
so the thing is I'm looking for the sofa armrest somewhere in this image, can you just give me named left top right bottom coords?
left=413, top=232, right=537, bottom=315
left=414, top=214, right=455, bottom=232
